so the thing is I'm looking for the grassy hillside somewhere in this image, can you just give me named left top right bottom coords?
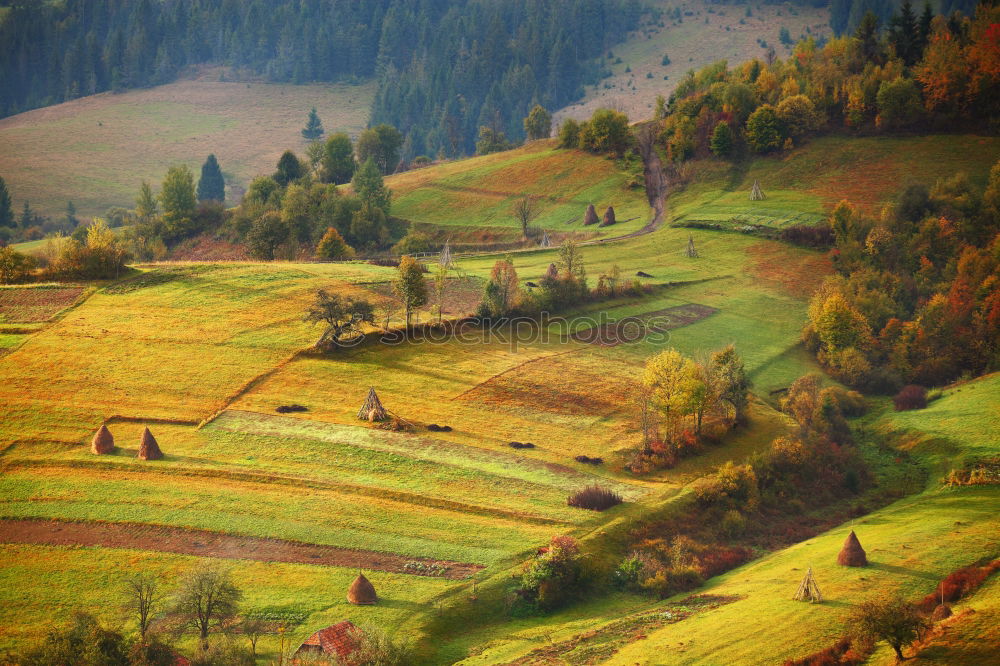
left=0, top=73, right=373, bottom=219
left=387, top=140, right=650, bottom=239
left=1, top=132, right=997, bottom=662
left=554, top=0, right=830, bottom=125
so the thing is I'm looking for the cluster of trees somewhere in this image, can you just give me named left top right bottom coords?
left=557, top=108, right=632, bottom=157
left=630, top=345, right=751, bottom=474
left=14, top=568, right=410, bottom=665
left=658, top=2, right=1000, bottom=161
left=1, top=0, right=642, bottom=158
left=0, top=176, right=83, bottom=246
left=804, top=160, right=1000, bottom=390
left=0, top=218, right=129, bottom=284
left=829, top=0, right=977, bottom=37
left=620, top=373, right=869, bottom=600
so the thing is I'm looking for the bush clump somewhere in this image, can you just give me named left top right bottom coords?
left=893, top=385, right=927, bottom=411
left=567, top=485, right=622, bottom=511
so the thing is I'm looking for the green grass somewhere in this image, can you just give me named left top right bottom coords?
left=0, top=544, right=452, bottom=659
left=387, top=141, right=649, bottom=236
left=0, top=77, right=373, bottom=219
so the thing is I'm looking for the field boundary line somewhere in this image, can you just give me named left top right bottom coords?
left=2, top=459, right=570, bottom=527
left=451, top=347, right=585, bottom=401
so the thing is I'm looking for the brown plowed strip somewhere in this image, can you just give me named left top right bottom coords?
left=0, top=519, right=484, bottom=579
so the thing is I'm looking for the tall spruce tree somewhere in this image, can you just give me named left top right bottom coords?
left=889, top=0, right=919, bottom=65
left=65, top=201, right=78, bottom=228
left=302, top=108, right=325, bottom=141
left=197, top=154, right=225, bottom=203
left=0, top=177, right=13, bottom=228
left=352, top=158, right=391, bottom=214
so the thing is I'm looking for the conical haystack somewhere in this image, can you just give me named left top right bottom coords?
left=600, top=206, right=616, bottom=227
left=136, top=427, right=163, bottom=461
left=931, top=603, right=952, bottom=621
left=686, top=235, right=698, bottom=258
left=539, top=231, right=551, bottom=248
left=357, top=387, right=388, bottom=422
left=793, top=567, right=823, bottom=603
left=91, top=425, right=115, bottom=455
left=347, top=573, right=377, bottom=605
left=837, top=530, right=867, bottom=567
left=439, top=240, right=452, bottom=267
left=583, top=204, right=599, bottom=226
left=750, top=179, right=765, bottom=201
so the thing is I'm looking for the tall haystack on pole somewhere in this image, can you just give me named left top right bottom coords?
left=439, top=239, right=452, bottom=268
left=91, top=425, right=115, bottom=455
left=357, top=387, right=388, bottom=422
left=837, top=530, right=868, bottom=567
left=347, top=573, right=377, bottom=605
left=793, top=567, right=823, bottom=603
left=583, top=204, right=599, bottom=226
left=686, top=235, right=698, bottom=258
left=750, top=180, right=765, bottom=201
left=600, top=206, right=617, bottom=227
left=136, top=427, right=163, bottom=461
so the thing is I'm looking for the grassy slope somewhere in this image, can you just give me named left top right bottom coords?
left=554, top=0, right=830, bottom=125
left=387, top=140, right=649, bottom=238
left=459, top=374, right=1000, bottom=665
left=0, top=74, right=373, bottom=218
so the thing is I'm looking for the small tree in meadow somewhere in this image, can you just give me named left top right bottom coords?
left=557, top=119, right=581, bottom=148
left=303, top=289, right=375, bottom=349
left=301, top=107, right=324, bottom=141
left=315, top=227, right=355, bottom=260
left=122, top=572, right=161, bottom=639
left=393, top=255, right=428, bottom=327
left=848, top=595, right=927, bottom=661
left=172, top=568, right=242, bottom=652
left=196, top=154, right=225, bottom=203
left=511, top=196, right=539, bottom=240
left=524, top=104, right=552, bottom=140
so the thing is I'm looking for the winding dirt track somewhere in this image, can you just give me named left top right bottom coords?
left=0, top=518, right=483, bottom=579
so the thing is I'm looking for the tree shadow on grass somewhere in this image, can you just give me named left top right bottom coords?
left=866, top=561, right=939, bottom=582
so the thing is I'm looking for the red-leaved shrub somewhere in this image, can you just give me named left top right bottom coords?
left=918, top=559, right=1000, bottom=612
left=697, top=546, right=753, bottom=578
left=893, top=385, right=927, bottom=411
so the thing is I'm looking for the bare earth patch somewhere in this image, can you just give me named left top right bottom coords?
left=0, top=287, right=85, bottom=323
left=0, top=518, right=483, bottom=579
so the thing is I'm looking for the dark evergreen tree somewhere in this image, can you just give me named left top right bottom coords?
left=321, top=133, right=356, bottom=185
left=889, top=0, right=919, bottom=65
left=197, top=154, right=225, bottom=203
left=302, top=108, right=324, bottom=141
left=917, top=2, right=934, bottom=57
left=855, top=11, right=883, bottom=65
left=274, top=151, right=304, bottom=187
left=65, top=201, right=78, bottom=228
left=352, top=159, right=391, bottom=215
left=0, top=177, right=13, bottom=228
left=19, top=201, right=32, bottom=230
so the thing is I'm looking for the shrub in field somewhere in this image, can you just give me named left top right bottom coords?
left=567, top=485, right=622, bottom=511
left=517, top=536, right=587, bottom=612
left=893, top=385, right=927, bottom=411
left=0, top=246, right=36, bottom=283
left=917, top=560, right=1000, bottom=611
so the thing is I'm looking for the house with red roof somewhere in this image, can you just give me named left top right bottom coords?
left=292, top=621, right=362, bottom=664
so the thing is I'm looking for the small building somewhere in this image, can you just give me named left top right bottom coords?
left=293, top=621, right=362, bottom=663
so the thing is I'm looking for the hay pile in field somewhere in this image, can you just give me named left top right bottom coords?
left=91, top=425, right=115, bottom=455
left=837, top=530, right=867, bottom=567
left=600, top=206, right=616, bottom=227
left=347, top=573, right=377, bottom=605
left=636, top=271, right=652, bottom=278
left=539, top=231, right=551, bottom=248
left=750, top=180, right=765, bottom=201
left=357, top=387, right=388, bottom=422
left=509, top=441, right=535, bottom=449
left=575, top=455, right=603, bottom=465
left=932, top=603, right=952, bottom=620
left=583, top=204, right=599, bottom=226
left=137, top=427, right=163, bottom=460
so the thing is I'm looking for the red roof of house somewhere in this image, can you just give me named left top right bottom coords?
left=297, top=621, right=361, bottom=660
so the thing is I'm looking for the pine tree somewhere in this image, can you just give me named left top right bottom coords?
left=19, top=201, right=32, bottom=229
left=352, top=159, right=391, bottom=215
left=302, top=108, right=324, bottom=141
left=0, top=177, right=13, bottom=228
left=196, top=154, right=225, bottom=203
left=917, top=2, right=934, bottom=57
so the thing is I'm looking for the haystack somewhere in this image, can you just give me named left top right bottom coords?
left=686, top=235, right=698, bottom=258
left=347, top=573, right=377, bottom=605
left=583, top=204, right=599, bottom=226
left=136, top=427, right=163, bottom=461
left=91, top=425, right=115, bottom=455
left=439, top=240, right=452, bottom=267
left=539, top=231, right=551, bottom=248
left=750, top=179, right=765, bottom=201
left=357, top=387, right=388, bottom=422
left=837, top=530, right=868, bottom=567
left=931, top=603, right=952, bottom=621
left=600, top=206, right=616, bottom=227
left=793, top=567, right=823, bottom=603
